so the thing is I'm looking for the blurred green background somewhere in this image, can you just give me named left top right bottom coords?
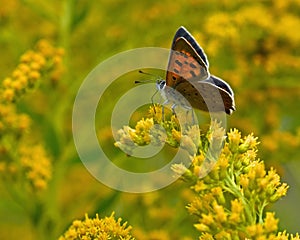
left=0, top=0, right=300, bottom=239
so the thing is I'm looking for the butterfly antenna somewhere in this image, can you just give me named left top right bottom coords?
left=135, top=70, right=163, bottom=84
left=139, top=70, right=154, bottom=76
left=134, top=79, right=152, bottom=84
left=138, top=70, right=156, bottom=76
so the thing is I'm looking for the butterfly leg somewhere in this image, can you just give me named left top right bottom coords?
left=171, top=103, right=177, bottom=115
left=182, top=106, right=195, bottom=125
left=191, top=109, right=195, bottom=124
left=161, top=100, right=169, bottom=121
left=150, top=90, right=159, bottom=114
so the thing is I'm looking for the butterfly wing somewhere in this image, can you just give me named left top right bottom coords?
left=166, top=27, right=209, bottom=88
left=171, top=26, right=209, bottom=67
left=165, top=26, right=235, bottom=114
left=208, top=75, right=235, bottom=114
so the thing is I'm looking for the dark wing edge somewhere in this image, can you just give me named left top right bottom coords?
left=172, top=26, right=209, bottom=68
left=206, top=75, right=236, bottom=114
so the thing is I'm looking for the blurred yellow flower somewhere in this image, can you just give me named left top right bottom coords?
left=19, top=144, right=52, bottom=191
left=0, top=39, right=64, bottom=103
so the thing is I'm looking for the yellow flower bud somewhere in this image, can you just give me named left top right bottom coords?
left=3, top=88, right=15, bottom=101
left=194, top=223, right=210, bottom=232
left=2, top=77, right=12, bottom=88
left=228, top=128, right=241, bottom=152
left=264, top=212, right=278, bottom=233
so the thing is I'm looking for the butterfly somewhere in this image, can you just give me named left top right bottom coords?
left=157, top=26, right=235, bottom=115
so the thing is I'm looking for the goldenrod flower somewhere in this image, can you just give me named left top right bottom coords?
left=264, top=212, right=278, bottom=233
left=59, top=212, right=135, bottom=240
left=1, top=39, right=64, bottom=103
left=115, top=105, right=298, bottom=239
left=19, top=144, right=52, bottom=191
left=227, top=128, right=241, bottom=152
left=229, top=199, right=244, bottom=224
left=149, top=104, right=163, bottom=123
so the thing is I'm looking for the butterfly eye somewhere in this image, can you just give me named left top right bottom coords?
left=156, top=80, right=166, bottom=90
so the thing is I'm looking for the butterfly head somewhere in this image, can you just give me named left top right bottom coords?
left=156, top=79, right=166, bottom=91
left=136, top=70, right=166, bottom=91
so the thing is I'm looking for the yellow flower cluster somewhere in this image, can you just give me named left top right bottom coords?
left=114, top=107, right=298, bottom=239
left=0, top=147, right=52, bottom=194
left=0, top=40, right=62, bottom=193
left=1, top=39, right=64, bottom=102
left=114, top=118, right=155, bottom=156
left=0, top=104, right=31, bottom=137
left=198, top=2, right=300, bottom=79
left=115, top=105, right=181, bottom=155
left=185, top=128, right=292, bottom=239
left=262, top=130, right=300, bottom=153
left=19, top=144, right=52, bottom=191
left=129, top=118, right=154, bottom=145
left=115, top=105, right=204, bottom=156
left=59, top=212, right=135, bottom=240
left=0, top=103, right=33, bottom=183
left=190, top=0, right=300, bottom=167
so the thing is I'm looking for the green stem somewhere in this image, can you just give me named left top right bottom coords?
left=258, top=200, right=268, bottom=224
left=60, top=0, right=72, bottom=60
left=223, top=175, right=254, bottom=225
left=223, top=151, right=256, bottom=225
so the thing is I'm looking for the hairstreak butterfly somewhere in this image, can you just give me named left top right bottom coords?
left=157, top=26, right=235, bottom=115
